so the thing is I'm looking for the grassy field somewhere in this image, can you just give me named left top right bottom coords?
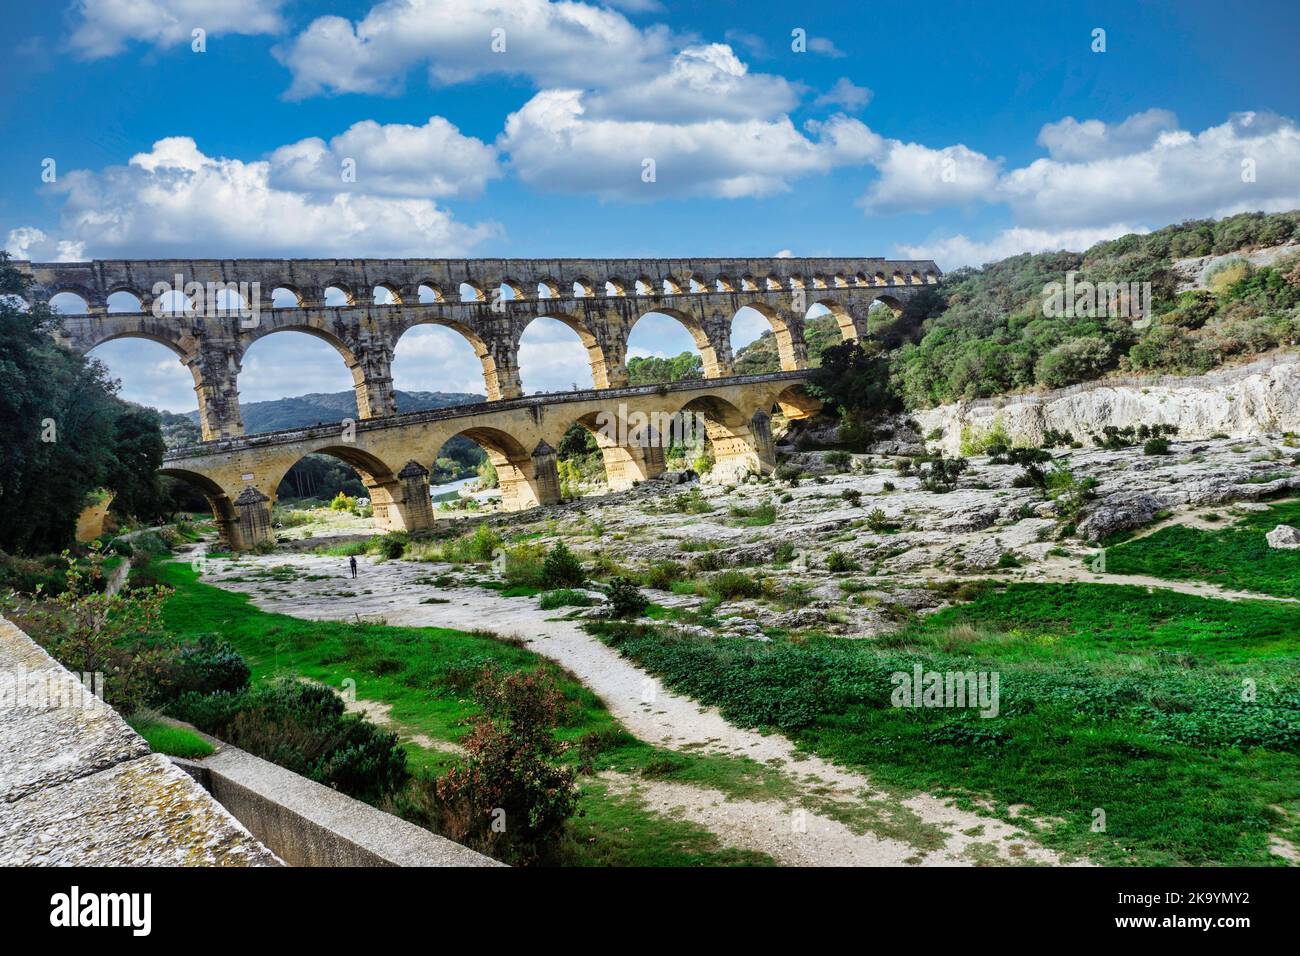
left=591, top=581, right=1300, bottom=865
left=1106, top=498, right=1300, bottom=598
left=147, top=560, right=774, bottom=866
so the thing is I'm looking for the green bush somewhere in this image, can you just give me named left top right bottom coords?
left=825, top=550, right=860, bottom=573
left=605, top=577, right=649, bottom=618
left=708, top=570, right=763, bottom=601
left=538, top=588, right=596, bottom=610
left=1144, top=437, right=1171, bottom=456
left=170, top=679, right=409, bottom=803
left=541, top=542, right=585, bottom=588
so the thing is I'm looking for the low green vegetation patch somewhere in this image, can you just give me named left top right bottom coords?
left=590, top=581, right=1300, bottom=865
left=127, top=715, right=214, bottom=759
left=1105, top=499, right=1300, bottom=598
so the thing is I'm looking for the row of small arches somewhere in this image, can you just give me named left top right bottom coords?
left=41, top=270, right=936, bottom=316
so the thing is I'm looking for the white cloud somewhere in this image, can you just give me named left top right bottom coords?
left=807, top=37, right=845, bottom=58
left=268, top=117, right=501, bottom=198
left=28, top=136, right=499, bottom=259
left=815, top=78, right=872, bottom=111
left=896, top=223, right=1149, bottom=270
left=275, top=0, right=674, bottom=99
left=1002, top=111, right=1300, bottom=229
left=5, top=227, right=85, bottom=262
left=69, top=0, right=287, bottom=59
left=1036, top=108, right=1179, bottom=162
left=502, top=93, right=880, bottom=199
left=860, top=141, right=1002, bottom=214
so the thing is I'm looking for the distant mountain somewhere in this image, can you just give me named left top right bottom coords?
left=180, top=389, right=484, bottom=437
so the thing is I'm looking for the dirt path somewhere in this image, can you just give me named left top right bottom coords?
left=195, top=550, right=1086, bottom=867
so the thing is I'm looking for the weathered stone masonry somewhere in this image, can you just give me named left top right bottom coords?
left=21, top=257, right=938, bottom=549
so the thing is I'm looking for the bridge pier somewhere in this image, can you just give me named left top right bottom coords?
left=232, top=487, right=274, bottom=550
left=366, top=461, right=437, bottom=533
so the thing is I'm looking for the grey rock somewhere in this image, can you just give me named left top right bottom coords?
left=1076, top=492, right=1166, bottom=542
left=1266, top=524, right=1300, bottom=549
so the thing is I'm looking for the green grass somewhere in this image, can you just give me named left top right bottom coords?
left=590, top=581, right=1300, bottom=866
left=1104, top=498, right=1300, bottom=598
left=144, top=560, right=774, bottom=866
left=127, top=716, right=215, bottom=758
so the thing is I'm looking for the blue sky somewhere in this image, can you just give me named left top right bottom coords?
left=3, top=0, right=1299, bottom=414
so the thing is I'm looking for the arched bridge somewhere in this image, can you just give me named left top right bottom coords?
left=21, top=255, right=939, bottom=550
left=163, top=372, right=819, bottom=550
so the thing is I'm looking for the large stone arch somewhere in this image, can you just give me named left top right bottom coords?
left=157, top=467, right=245, bottom=551
left=560, top=410, right=667, bottom=492
left=392, top=318, right=510, bottom=401
left=734, top=302, right=807, bottom=371
left=517, top=312, right=612, bottom=389
left=626, top=307, right=724, bottom=379
left=239, top=324, right=378, bottom=423
left=677, top=393, right=773, bottom=482
left=453, top=426, right=559, bottom=511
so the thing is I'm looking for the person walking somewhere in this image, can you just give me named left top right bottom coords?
left=349, top=555, right=358, bottom=578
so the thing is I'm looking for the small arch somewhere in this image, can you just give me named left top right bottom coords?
left=106, top=290, right=143, bottom=313
left=811, top=275, right=829, bottom=290
left=152, top=289, right=195, bottom=316
left=716, top=275, right=735, bottom=293
left=874, top=272, right=887, bottom=286
left=853, top=273, right=869, bottom=287
left=891, top=271, right=905, bottom=286
left=688, top=276, right=706, bottom=294
left=417, top=283, right=444, bottom=304
left=764, top=276, right=783, bottom=291
left=49, top=291, right=91, bottom=314
left=537, top=279, right=560, bottom=299
left=871, top=295, right=904, bottom=319
left=498, top=280, right=524, bottom=301
left=925, top=271, right=939, bottom=285
left=676, top=393, right=762, bottom=483
left=604, top=279, right=626, bottom=297
left=910, top=271, right=923, bottom=285
left=572, top=279, right=594, bottom=299
left=663, top=277, right=683, bottom=296
left=634, top=278, right=654, bottom=297
left=324, top=284, right=354, bottom=306
left=740, top=274, right=759, bottom=292
left=372, top=283, right=402, bottom=305
left=459, top=282, right=485, bottom=303
left=271, top=286, right=304, bottom=308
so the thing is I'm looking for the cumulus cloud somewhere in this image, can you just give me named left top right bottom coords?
left=860, top=141, right=1002, bottom=214
left=1036, top=108, right=1180, bottom=162
left=4, top=227, right=84, bottom=262
left=501, top=93, right=881, bottom=199
left=896, top=223, right=1149, bottom=270
left=807, top=37, right=845, bottom=58
left=68, top=0, right=287, bottom=59
left=1002, top=111, right=1300, bottom=228
left=268, top=117, right=501, bottom=198
left=23, top=136, right=498, bottom=259
left=275, top=0, right=674, bottom=99
left=815, top=78, right=872, bottom=111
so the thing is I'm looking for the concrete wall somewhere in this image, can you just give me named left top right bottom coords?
left=176, top=740, right=500, bottom=867
left=0, top=616, right=280, bottom=866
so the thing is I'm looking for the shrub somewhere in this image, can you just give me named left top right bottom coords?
left=709, top=570, right=763, bottom=601
left=1034, top=336, right=1114, bottom=388
left=1144, top=437, right=1171, bottom=456
left=865, top=508, right=891, bottom=532
left=173, top=635, right=251, bottom=696
left=825, top=550, right=860, bottom=573
left=919, top=456, right=969, bottom=492
left=541, top=542, right=585, bottom=588
left=824, top=450, right=851, bottom=471
left=170, top=680, right=409, bottom=802
left=605, top=577, right=649, bottom=618
left=425, top=666, right=578, bottom=865
left=841, top=488, right=863, bottom=507
left=329, top=492, right=356, bottom=511
left=638, top=560, right=683, bottom=591
left=375, top=530, right=409, bottom=559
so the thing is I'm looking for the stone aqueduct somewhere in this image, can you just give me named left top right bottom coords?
left=20, top=256, right=939, bottom=550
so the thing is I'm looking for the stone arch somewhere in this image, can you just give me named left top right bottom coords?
left=517, top=313, right=612, bottom=389
left=627, top=307, right=722, bottom=379
left=871, top=294, right=904, bottom=318
left=772, top=383, right=823, bottom=421
left=157, top=467, right=243, bottom=549
left=49, top=290, right=93, bottom=314
left=454, top=426, right=557, bottom=511
left=417, top=282, right=445, bottom=303
left=811, top=297, right=860, bottom=342
left=734, top=302, right=806, bottom=371
left=323, top=283, right=356, bottom=306
left=105, top=289, right=144, bottom=313
left=271, top=285, right=305, bottom=308
left=239, top=325, right=367, bottom=424
left=677, top=393, right=772, bottom=482
left=270, top=445, right=429, bottom=536
left=604, top=278, right=627, bottom=297
left=393, top=318, right=506, bottom=400
left=562, top=410, right=666, bottom=492
left=372, top=282, right=403, bottom=305
left=536, top=277, right=561, bottom=299
left=458, top=281, right=486, bottom=303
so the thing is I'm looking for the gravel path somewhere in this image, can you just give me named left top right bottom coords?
left=195, top=550, right=1085, bottom=867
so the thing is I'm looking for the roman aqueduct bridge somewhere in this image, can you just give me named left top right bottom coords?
left=20, top=256, right=938, bottom=549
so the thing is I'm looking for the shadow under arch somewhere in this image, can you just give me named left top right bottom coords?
left=452, top=425, right=557, bottom=511
left=676, top=392, right=774, bottom=483
left=157, top=467, right=243, bottom=550
left=562, top=409, right=667, bottom=492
